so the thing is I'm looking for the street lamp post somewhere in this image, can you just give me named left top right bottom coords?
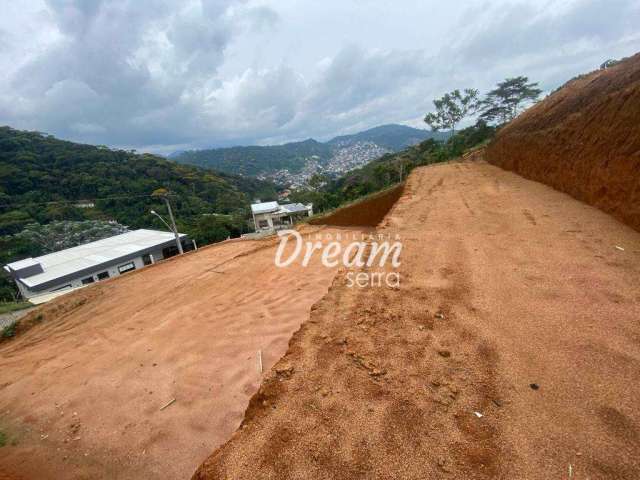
left=150, top=205, right=184, bottom=255
left=162, top=196, right=183, bottom=255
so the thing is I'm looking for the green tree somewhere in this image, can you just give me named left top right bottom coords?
left=13, top=220, right=129, bottom=253
left=308, top=174, right=329, bottom=190
left=191, top=216, right=231, bottom=244
left=424, top=89, right=479, bottom=133
left=480, top=76, right=542, bottom=124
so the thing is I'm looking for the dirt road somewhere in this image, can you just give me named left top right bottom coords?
left=194, top=160, right=640, bottom=479
left=0, top=227, right=362, bottom=479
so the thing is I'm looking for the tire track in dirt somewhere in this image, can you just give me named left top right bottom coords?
left=194, top=163, right=509, bottom=479
left=194, top=159, right=640, bottom=480
left=522, top=209, right=537, bottom=225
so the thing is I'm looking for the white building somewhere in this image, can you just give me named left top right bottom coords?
left=251, top=201, right=313, bottom=232
left=4, top=229, right=191, bottom=301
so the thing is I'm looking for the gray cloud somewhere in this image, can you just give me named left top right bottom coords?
left=456, top=0, right=640, bottom=64
left=0, top=0, right=639, bottom=153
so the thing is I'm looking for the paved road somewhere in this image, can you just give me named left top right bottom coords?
left=195, top=160, right=640, bottom=480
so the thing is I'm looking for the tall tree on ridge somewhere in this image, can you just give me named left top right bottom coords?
left=424, top=88, right=479, bottom=134
left=480, top=76, right=542, bottom=125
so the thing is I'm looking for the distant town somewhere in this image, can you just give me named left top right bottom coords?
left=256, top=141, right=390, bottom=188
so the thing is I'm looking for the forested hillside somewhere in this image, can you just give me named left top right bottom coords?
left=174, top=139, right=332, bottom=176
left=0, top=127, right=276, bottom=235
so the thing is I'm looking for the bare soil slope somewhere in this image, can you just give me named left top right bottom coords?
left=194, top=160, right=640, bottom=479
left=485, top=53, right=640, bottom=231
left=0, top=227, right=361, bottom=480
left=309, top=184, right=404, bottom=227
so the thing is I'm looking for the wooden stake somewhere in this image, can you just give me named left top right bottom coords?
left=257, top=349, right=263, bottom=374
left=160, top=398, right=176, bottom=411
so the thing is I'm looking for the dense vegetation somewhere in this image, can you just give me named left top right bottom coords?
left=173, top=124, right=446, bottom=176
left=0, top=126, right=276, bottom=232
left=174, top=139, right=332, bottom=176
left=11, top=220, right=129, bottom=253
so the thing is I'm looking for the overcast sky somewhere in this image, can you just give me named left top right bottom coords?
left=1, top=0, right=639, bottom=154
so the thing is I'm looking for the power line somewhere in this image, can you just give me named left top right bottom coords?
left=0, top=192, right=176, bottom=209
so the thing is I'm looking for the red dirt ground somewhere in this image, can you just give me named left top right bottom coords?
left=0, top=227, right=362, bottom=479
left=485, top=52, right=640, bottom=231
left=194, top=160, right=640, bottom=479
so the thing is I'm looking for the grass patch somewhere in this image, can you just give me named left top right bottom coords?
left=0, top=430, right=7, bottom=447
left=0, top=301, right=31, bottom=315
left=1, top=321, right=18, bottom=339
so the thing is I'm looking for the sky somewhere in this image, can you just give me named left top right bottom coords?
left=0, top=0, right=639, bottom=154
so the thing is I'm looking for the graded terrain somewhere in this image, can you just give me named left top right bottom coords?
left=194, top=160, right=640, bottom=479
left=0, top=227, right=363, bottom=479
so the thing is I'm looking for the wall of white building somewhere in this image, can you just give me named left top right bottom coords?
left=19, top=248, right=166, bottom=300
left=254, top=212, right=275, bottom=230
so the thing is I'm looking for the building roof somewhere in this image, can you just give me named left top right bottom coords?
left=280, top=203, right=311, bottom=214
left=251, top=201, right=280, bottom=214
left=7, top=257, right=40, bottom=271
left=5, top=229, right=186, bottom=289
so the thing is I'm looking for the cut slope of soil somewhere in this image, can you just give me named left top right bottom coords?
left=309, top=184, right=404, bottom=227
left=194, top=160, right=640, bottom=479
left=0, top=226, right=361, bottom=480
left=485, top=52, right=640, bottom=231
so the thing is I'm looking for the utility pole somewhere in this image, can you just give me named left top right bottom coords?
left=163, top=195, right=183, bottom=254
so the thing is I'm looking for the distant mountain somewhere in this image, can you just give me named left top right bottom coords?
left=173, top=139, right=332, bottom=177
left=172, top=124, right=449, bottom=185
left=327, top=124, right=449, bottom=151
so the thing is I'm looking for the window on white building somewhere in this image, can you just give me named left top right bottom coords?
left=117, top=262, right=136, bottom=274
